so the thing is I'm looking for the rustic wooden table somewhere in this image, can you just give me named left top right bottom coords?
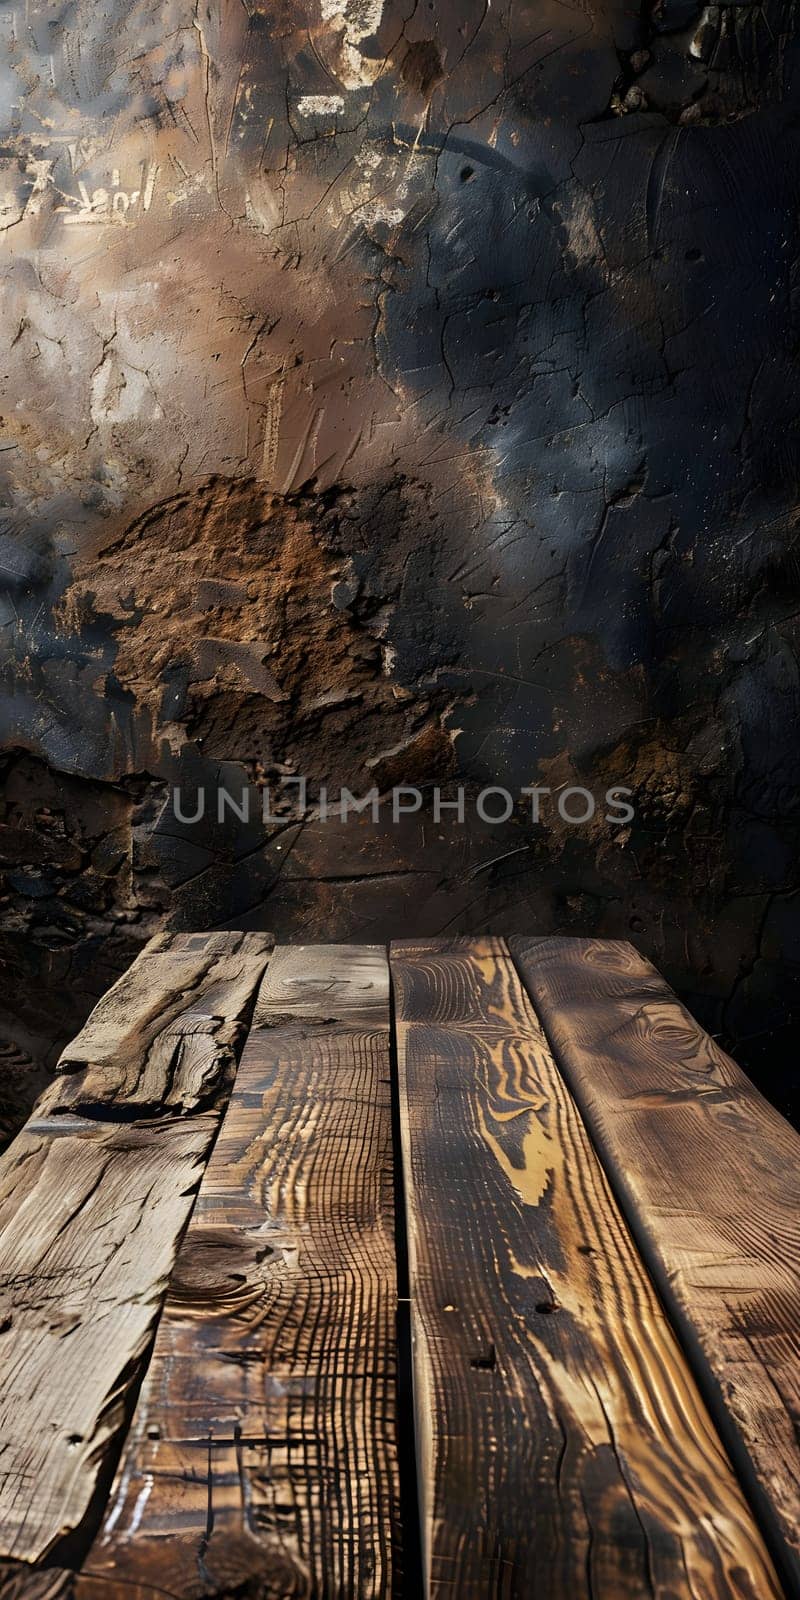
left=0, top=935, right=797, bottom=1599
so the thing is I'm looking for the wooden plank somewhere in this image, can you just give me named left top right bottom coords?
left=252, top=940, right=390, bottom=1028
left=55, top=931, right=273, bottom=1112
left=0, top=1113, right=214, bottom=1566
left=391, top=937, right=781, bottom=1600
left=0, top=932, right=271, bottom=1568
left=511, top=934, right=800, bottom=1593
left=80, top=944, right=399, bottom=1599
left=0, top=1567, right=72, bottom=1600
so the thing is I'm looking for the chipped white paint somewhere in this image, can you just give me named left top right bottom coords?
left=296, top=94, right=345, bottom=115
left=359, top=202, right=406, bottom=228
left=321, top=0, right=386, bottom=88
left=327, top=138, right=408, bottom=231
left=57, top=162, right=158, bottom=226
left=22, top=158, right=54, bottom=219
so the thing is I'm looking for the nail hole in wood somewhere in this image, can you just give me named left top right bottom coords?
left=470, top=1344, right=496, bottom=1370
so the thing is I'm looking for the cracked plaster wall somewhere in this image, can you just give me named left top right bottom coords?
left=1, top=0, right=799, bottom=1127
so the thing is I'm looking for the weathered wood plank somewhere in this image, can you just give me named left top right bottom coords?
left=0, top=1565, right=163, bottom=1600
left=511, top=934, right=800, bottom=1594
left=0, top=1565, right=73, bottom=1600
left=0, top=932, right=271, bottom=1568
left=391, top=937, right=781, bottom=1600
left=0, top=1113, right=216, bottom=1566
left=55, top=931, right=273, bottom=1111
left=251, top=939, right=389, bottom=1028
left=81, top=944, right=399, bottom=1599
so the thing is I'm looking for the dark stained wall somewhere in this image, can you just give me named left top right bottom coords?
left=1, top=0, right=799, bottom=1123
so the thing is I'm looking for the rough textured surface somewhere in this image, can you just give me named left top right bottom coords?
left=0, top=1111, right=217, bottom=1566
left=1, top=0, right=800, bottom=1119
left=55, top=929, right=273, bottom=1111
left=0, top=932, right=270, bottom=1567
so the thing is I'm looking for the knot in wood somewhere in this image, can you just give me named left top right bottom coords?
left=168, top=1226, right=275, bottom=1318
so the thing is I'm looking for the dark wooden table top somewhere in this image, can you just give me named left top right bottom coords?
left=0, top=935, right=796, bottom=1599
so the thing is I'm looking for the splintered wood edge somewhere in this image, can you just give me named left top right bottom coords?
left=143, top=932, right=273, bottom=956
left=0, top=1114, right=218, bottom=1565
left=47, top=935, right=274, bottom=1113
left=57, top=933, right=274, bottom=1071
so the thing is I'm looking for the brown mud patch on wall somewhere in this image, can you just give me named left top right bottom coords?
left=57, top=476, right=455, bottom=793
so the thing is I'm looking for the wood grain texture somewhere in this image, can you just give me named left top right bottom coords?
left=511, top=934, right=800, bottom=1594
left=251, top=940, right=388, bottom=1028
left=0, top=932, right=271, bottom=1567
left=391, top=937, right=781, bottom=1600
left=56, top=931, right=273, bottom=1112
left=81, top=944, right=399, bottom=1599
left=0, top=1566, right=73, bottom=1600
left=0, top=1111, right=216, bottom=1567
